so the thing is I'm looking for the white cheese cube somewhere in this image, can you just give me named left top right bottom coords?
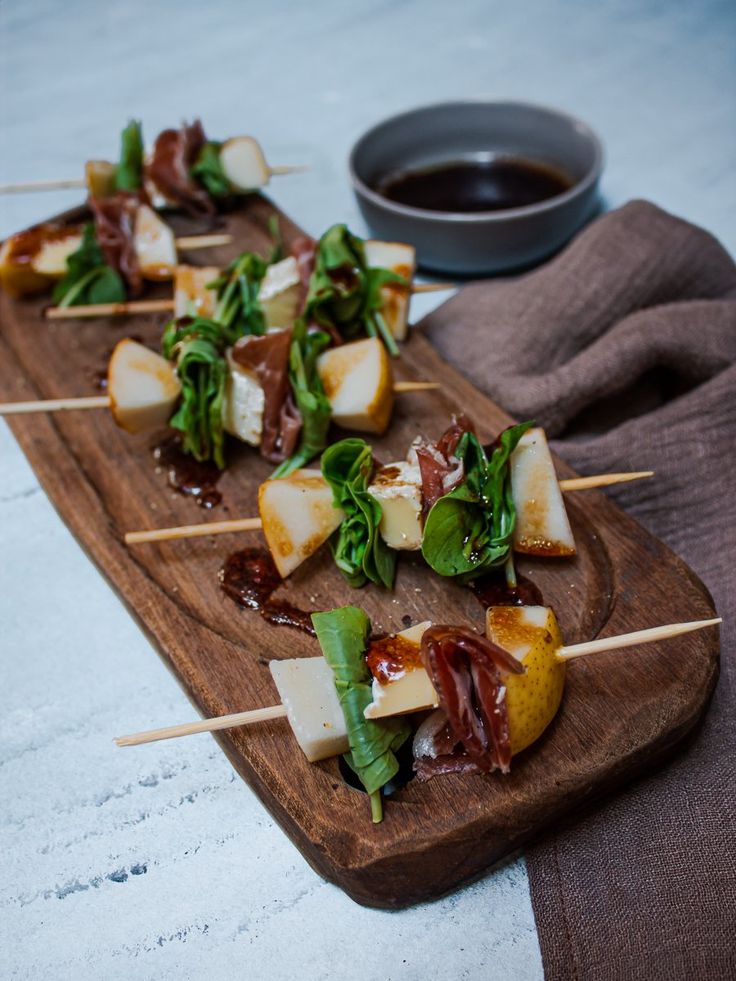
left=364, top=621, right=438, bottom=719
left=317, top=336, right=394, bottom=434
left=173, top=265, right=219, bottom=318
left=222, top=349, right=265, bottom=447
left=134, top=204, right=177, bottom=281
left=269, top=657, right=349, bottom=762
left=108, top=338, right=181, bottom=434
left=511, top=428, right=576, bottom=557
left=257, top=256, right=301, bottom=330
left=368, top=460, right=423, bottom=551
left=363, top=240, right=416, bottom=342
left=259, top=469, right=344, bottom=578
left=219, top=136, right=271, bottom=191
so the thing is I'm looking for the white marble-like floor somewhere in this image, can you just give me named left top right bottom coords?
left=1, top=1, right=734, bottom=978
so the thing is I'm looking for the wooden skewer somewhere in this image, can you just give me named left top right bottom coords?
left=558, top=618, right=721, bottom=661
left=0, top=395, right=110, bottom=416
left=47, top=299, right=175, bottom=320
left=559, top=471, right=654, bottom=492
left=115, top=703, right=287, bottom=747
left=174, top=233, right=233, bottom=250
left=268, top=165, right=310, bottom=176
left=115, top=617, right=721, bottom=748
left=0, top=380, right=438, bottom=419
left=411, top=282, right=455, bottom=294
left=0, top=177, right=86, bottom=194
left=44, top=279, right=447, bottom=321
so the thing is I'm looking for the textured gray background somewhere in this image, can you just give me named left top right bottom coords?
left=1, top=1, right=734, bottom=978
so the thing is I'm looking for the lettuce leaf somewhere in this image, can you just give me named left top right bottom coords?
left=190, top=141, right=231, bottom=199
left=312, top=606, right=411, bottom=823
left=208, top=251, right=269, bottom=338
left=303, top=224, right=407, bottom=357
left=421, top=422, right=533, bottom=580
left=321, top=438, right=396, bottom=589
left=115, top=120, right=144, bottom=192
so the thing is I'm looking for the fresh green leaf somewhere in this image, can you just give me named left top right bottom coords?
left=52, top=224, right=126, bottom=307
left=161, top=317, right=232, bottom=468
left=312, top=606, right=411, bottom=822
left=321, top=438, right=396, bottom=589
left=208, top=250, right=269, bottom=339
left=303, top=224, right=407, bottom=356
left=190, top=141, right=232, bottom=199
left=270, top=319, right=332, bottom=478
left=115, top=120, right=144, bottom=192
left=421, top=422, right=534, bottom=581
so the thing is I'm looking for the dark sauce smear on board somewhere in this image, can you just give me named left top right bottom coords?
left=470, top=570, right=544, bottom=608
left=152, top=435, right=223, bottom=509
left=375, top=158, right=574, bottom=213
left=220, top=547, right=316, bottom=636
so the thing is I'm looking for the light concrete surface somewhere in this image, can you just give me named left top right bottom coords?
left=1, top=1, right=734, bottom=978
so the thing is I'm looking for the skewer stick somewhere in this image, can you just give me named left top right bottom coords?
left=115, top=703, right=287, bottom=747
left=0, top=178, right=86, bottom=194
left=115, top=618, right=721, bottom=748
left=558, top=618, right=721, bottom=661
left=411, top=282, right=455, bottom=294
left=44, top=280, right=448, bottom=321
left=393, top=381, right=441, bottom=393
left=268, top=165, right=310, bottom=176
left=559, top=471, right=654, bottom=492
left=123, top=469, right=655, bottom=545
left=47, top=299, right=175, bottom=320
left=0, top=395, right=110, bottom=416
left=174, top=233, right=233, bottom=250
left=125, top=517, right=262, bottom=545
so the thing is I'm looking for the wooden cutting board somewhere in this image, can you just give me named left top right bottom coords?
left=0, top=198, right=719, bottom=908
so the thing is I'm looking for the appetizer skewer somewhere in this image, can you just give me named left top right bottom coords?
left=125, top=421, right=653, bottom=585
left=115, top=605, right=720, bottom=823
left=0, top=122, right=305, bottom=200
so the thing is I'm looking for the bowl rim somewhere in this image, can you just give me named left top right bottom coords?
left=348, top=99, right=605, bottom=223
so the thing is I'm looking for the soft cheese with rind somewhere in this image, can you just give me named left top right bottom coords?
left=259, top=469, right=345, bottom=578
left=368, top=460, right=423, bottom=550
left=222, top=349, right=264, bottom=446
left=257, top=256, right=301, bottom=329
left=364, top=621, right=437, bottom=719
left=134, top=204, right=178, bottom=281
left=510, top=427, right=576, bottom=556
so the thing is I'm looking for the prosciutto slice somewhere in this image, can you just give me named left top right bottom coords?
left=415, top=414, right=474, bottom=517
left=289, top=235, right=316, bottom=304
left=145, top=119, right=214, bottom=218
left=89, top=191, right=143, bottom=297
left=414, top=625, right=524, bottom=780
left=231, top=330, right=301, bottom=462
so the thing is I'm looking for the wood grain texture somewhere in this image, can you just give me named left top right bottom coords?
left=0, top=198, right=719, bottom=908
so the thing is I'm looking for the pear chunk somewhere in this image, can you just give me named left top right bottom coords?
left=363, top=240, right=416, bottom=341
left=511, top=427, right=576, bottom=556
left=134, top=204, right=177, bottom=281
left=219, top=136, right=270, bottom=191
left=108, top=338, right=181, bottom=434
left=84, top=159, right=117, bottom=199
left=258, top=469, right=344, bottom=578
left=0, top=226, right=82, bottom=297
left=257, top=256, right=301, bottom=329
left=317, top=336, right=394, bottom=434
left=269, top=657, right=349, bottom=762
left=32, top=232, right=83, bottom=277
left=173, top=265, right=219, bottom=318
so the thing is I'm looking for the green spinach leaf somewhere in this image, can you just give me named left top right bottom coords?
left=161, top=317, right=232, bottom=468
left=52, top=224, right=126, bottom=307
left=115, top=120, right=144, bottom=192
left=421, top=422, right=533, bottom=580
left=321, top=438, right=396, bottom=589
left=303, top=224, right=408, bottom=357
left=190, top=141, right=232, bottom=199
left=312, top=606, right=411, bottom=823
left=208, top=251, right=269, bottom=338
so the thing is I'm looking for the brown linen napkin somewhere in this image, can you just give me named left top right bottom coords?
left=421, top=200, right=736, bottom=980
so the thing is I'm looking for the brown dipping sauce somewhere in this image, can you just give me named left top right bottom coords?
left=220, top=547, right=316, bottom=636
left=152, top=435, right=223, bottom=509
left=470, top=569, right=544, bottom=609
left=374, top=158, right=574, bottom=213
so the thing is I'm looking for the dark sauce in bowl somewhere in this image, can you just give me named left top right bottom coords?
left=374, top=158, right=574, bottom=213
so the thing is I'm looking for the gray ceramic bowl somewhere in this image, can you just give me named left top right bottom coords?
left=349, top=101, right=604, bottom=276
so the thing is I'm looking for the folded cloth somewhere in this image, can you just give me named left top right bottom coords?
left=422, top=201, right=736, bottom=980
